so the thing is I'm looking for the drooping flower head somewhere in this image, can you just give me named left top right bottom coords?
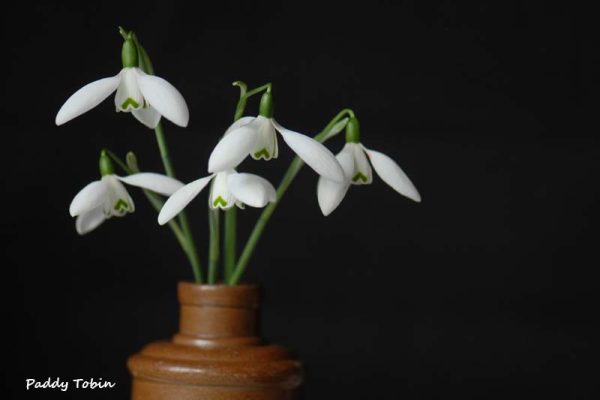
left=70, top=151, right=184, bottom=234
left=317, top=117, right=421, bottom=215
left=208, top=91, right=345, bottom=183
left=158, top=169, right=277, bottom=225
left=56, top=33, right=189, bottom=129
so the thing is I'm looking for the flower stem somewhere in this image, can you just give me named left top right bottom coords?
left=154, top=122, right=203, bottom=283
left=104, top=150, right=189, bottom=264
left=124, top=28, right=203, bottom=283
left=228, top=108, right=354, bottom=285
left=208, top=209, right=220, bottom=284
left=224, top=208, right=236, bottom=281
left=222, top=81, right=272, bottom=281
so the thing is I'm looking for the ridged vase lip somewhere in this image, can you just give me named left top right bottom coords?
left=177, top=281, right=259, bottom=308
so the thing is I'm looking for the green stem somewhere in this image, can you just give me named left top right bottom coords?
left=122, top=28, right=203, bottom=283
left=224, top=208, right=236, bottom=281
left=104, top=150, right=188, bottom=259
left=228, top=109, right=354, bottom=285
left=154, top=122, right=203, bottom=283
left=222, top=81, right=272, bottom=281
left=208, top=209, right=220, bottom=284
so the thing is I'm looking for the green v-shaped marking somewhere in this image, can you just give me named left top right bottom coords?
left=114, top=198, right=129, bottom=212
left=352, top=172, right=369, bottom=183
left=212, top=196, right=228, bottom=208
left=121, top=97, right=140, bottom=109
left=253, top=148, right=270, bottom=159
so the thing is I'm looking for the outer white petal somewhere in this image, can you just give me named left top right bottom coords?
left=55, top=75, right=120, bottom=125
left=225, top=116, right=255, bottom=135
left=103, top=176, right=135, bottom=217
left=117, top=173, right=184, bottom=196
left=158, top=175, right=213, bottom=225
left=208, top=125, right=258, bottom=172
left=227, top=173, right=277, bottom=208
left=69, top=180, right=108, bottom=217
left=272, top=120, right=345, bottom=183
left=135, top=69, right=189, bottom=127
left=363, top=146, right=421, bottom=202
left=75, top=206, right=107, bottom=235
left=317, top=150, right=354, bottom=216
left=132, top=105, right=161, bottom=128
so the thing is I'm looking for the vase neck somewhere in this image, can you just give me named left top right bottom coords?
left=172, top=282, right=260, bottom=348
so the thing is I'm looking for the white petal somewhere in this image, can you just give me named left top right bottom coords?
left=227, top=173, right=277, bottom=208
left=250, top=116, right=278, bottom=160
left=55, top=75, right=120, bottom=125
left=316, top=150, right=353, bottom=216
left=208, top=125, right=258, bottom=172
left=317, top=177, right=350, bottom=216
left=158, top=175, right=213, bottom=225
left=336, top=144, right=357, bottom=178
left=349, top=143, right=373, bottom=185
left=132, top=105, right=161, bottom=128
left=114, top=68, right=144, bottom=111
left=135, top=69, right=189, bottom=127
left=75, top=206, right=107, bottom=235
left=103, top=175, right=135, bottom=217
left=117, top=173, right=184, bottom=196
left=69, top=180, right=108, bottom=217
left=225, top=116, right=255, bottom=135
left=272, top=119, right=345, bottom=183
left=209, top=171, right=237, bottom=210
left=364, top=146, right=421, bottom=202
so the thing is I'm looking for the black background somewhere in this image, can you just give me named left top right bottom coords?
left=1, top=1, right=597, bottom=399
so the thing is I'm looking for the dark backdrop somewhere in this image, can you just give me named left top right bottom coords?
left=2, top=1, right=596, bottom=399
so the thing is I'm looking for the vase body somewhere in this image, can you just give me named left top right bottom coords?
left=128, top=283, right=302, bottom=400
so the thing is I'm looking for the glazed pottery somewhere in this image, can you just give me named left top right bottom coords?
left=128, top=283, right=302, bottom=399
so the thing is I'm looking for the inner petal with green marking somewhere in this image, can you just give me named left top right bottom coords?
left=253, top=148, right=270, bottom=159
left=121, top=97, right=140, bottom=110
left=114, top=198, right=130, bottom=212
left=212, top=196, right=228, bottom=208
left=352, top=172, right=369, bottom=183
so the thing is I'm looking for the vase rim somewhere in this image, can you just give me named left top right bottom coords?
left=178, top=281, right=259, bottom=308
left=179, top=281, right=258, bottom=289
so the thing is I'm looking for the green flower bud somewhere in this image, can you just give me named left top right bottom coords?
left=259, top=91, right=274, bottom=118
left=345, top=117, right=361, bottom=143
left=121, top=37, right=139, bottom=69
left=99, top=150, right=114, bottom=176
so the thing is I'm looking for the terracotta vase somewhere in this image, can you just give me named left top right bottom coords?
left=128, top=282, right=302, bottom=399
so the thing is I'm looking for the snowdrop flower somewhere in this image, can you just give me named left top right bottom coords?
left=208, top=91, right=345, bottom=183
left=317, top=117, right=421, bottom=216
left=56, top=36, right=189, bottom=129
left=158, top=170, right=276, bottom=225
left=70, top=152, right=184, bottom=234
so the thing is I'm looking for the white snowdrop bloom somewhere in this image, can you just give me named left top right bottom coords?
left=207, top=92, right=345, bottom=183
left=70, top=172, right=184, bottom=235
left=55, top=37, right=188, bottom=128
left=158, top=170, right=277, bottom=225
left=317, top=118, right=421, bottom=216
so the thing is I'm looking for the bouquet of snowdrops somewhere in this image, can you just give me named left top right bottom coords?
left=57, top=28, right=421, bottom=285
